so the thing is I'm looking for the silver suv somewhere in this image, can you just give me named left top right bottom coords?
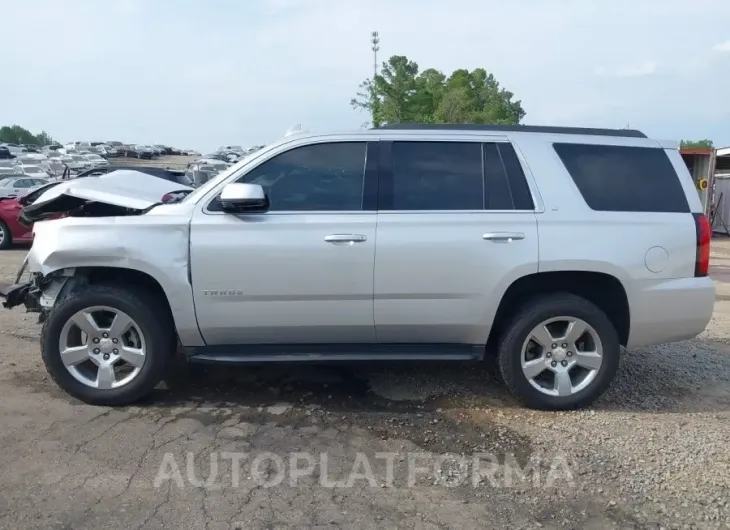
left=0, top=124, right=715, bottom=410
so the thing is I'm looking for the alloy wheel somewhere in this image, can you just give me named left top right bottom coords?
left=520, top=316, right=603, bottom=397
left=58, top=306, right=147, bottom=389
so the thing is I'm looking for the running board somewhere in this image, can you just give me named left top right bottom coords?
left=185, top=343, right=484, bottom=364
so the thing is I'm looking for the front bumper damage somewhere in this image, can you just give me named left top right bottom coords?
left=0, top=256, right=38, bottom=312
left=0, top=280, right=43, bottom=318
left=0, top=255, right=75, bottom=322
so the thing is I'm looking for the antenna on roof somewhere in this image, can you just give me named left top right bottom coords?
left=284, top=124, right=306, bottom=137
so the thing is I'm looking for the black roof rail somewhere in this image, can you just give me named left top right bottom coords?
left=372, top=123, right=647, bottom=138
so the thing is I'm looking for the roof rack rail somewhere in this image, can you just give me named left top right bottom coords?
left=372, top=123, right=647, bottom=138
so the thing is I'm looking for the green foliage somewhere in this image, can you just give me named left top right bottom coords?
left=0, top=125, right=55, bottom=146
left=680, top=139, right=714, bottom=149
left=351, top=55, right=526, bottom=127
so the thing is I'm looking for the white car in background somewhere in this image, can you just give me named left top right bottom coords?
left=16, top=165, right=50, bottom=179
left=0, top=176, right=49, bottom=198
left=82, top=154, right=108, bottom=168
left=41, top=159, right=66, bottom=178
left=15, top=154, right=48, bottom=165
left=192, top=158, right=230, bottom=172
left=60, top=155, right=87, bottom=173
left=69, top=154, right=90, bottom=170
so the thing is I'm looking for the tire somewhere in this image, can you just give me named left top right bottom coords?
left=0, top=220, right=11, bottom=250
left=497, top=293, right=620, bottom=411
left=41, top=284, right=175, bottom=406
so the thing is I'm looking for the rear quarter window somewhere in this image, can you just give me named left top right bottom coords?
left=553, top=143, right=690, bottom=213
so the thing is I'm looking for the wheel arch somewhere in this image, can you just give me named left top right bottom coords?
left=487, top=270, right=630, bottom=352
left=41, top=264, right=204, bottom=347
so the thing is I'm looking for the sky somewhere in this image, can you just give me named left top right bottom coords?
left=2, top=0, right=730, bottom=152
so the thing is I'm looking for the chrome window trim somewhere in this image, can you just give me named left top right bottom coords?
left=196, top=132, right=545, bottom=216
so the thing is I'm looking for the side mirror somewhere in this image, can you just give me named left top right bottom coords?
left=219, top=183, right=269, bottom=213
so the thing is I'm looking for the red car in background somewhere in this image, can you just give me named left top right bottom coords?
left=0, top=197, right=33, bottom=249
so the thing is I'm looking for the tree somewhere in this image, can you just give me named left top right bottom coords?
left=351, top=55, right=526, bottom=127
left=0, top=125, right=55, bottom=146
left=680, top=139, right=714, bottom=149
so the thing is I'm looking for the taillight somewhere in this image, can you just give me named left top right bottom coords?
left=161, top=193, right=173, bottom=202
left=693, top=213, right=710, bottom=277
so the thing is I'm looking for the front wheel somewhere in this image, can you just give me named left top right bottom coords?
left=41, top=284, right=174, bottom=405
left=497, top=293, right=620, bottom=411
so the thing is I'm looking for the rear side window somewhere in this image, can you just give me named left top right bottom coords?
left=383, top=141, right=534, bottom=211
left=553, top=143, right=689, bottom=213
left=389, top=142, right=483, bottom=210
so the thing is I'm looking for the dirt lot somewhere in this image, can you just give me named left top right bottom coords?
left=0, top=235, right=728, bottom=529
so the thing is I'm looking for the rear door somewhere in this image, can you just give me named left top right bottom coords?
left=373, top=139, right=540, bottom=346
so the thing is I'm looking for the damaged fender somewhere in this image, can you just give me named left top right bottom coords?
left=24, top=208, right=204, bottom=347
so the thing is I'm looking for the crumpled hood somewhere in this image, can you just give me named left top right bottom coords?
left=20, top=169, right=192, bottom=224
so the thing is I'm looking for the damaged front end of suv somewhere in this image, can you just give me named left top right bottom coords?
left=0, top=170, right=195, bottom=323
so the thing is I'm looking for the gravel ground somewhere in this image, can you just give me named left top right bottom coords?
left=0, top=235, right=728, bottom=529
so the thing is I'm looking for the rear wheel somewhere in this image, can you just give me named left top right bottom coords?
left=497, top=293, right=620, bottom=410
left=0, top=220, right=11, bottom=249
left=41, top=284, right=174, bottom=406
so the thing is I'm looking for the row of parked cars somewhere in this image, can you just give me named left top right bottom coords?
left=185, top=144, right=265, bottom=185
left=1, top=141, right=200, bottom=161
left=0, top=151, right=107, bottom=188
left=56, top=142, right=200, bottom=160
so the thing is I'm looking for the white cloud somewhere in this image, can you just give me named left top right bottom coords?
left=594, top=61, right=659, bottom=78
left=713, top=40, right=730, bottom=52
left=1, top=0, right=730, bottom=150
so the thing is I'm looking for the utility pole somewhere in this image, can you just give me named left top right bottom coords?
left=371, top=31, right=379, bottom=78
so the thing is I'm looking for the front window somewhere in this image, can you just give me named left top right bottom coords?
left=209, top=142, right=367, bottom=212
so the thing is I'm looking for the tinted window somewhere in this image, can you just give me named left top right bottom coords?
left=482, top=143, right=534, bottom=210
left=209, top=142, right=366, bottom=212
left=389, top=142, right=483, bottom=210
left=554, top=143, right=689, bottom=213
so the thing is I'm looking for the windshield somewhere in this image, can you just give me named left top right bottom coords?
left=86, top=155, right=102, bottom=160
left=0, top=176, right=13, bottom=184
left=71, top=155, right=85, bottom=161
left=23, top=166, right=41, bottom=172
left=181, top=145, right=275, bottom=204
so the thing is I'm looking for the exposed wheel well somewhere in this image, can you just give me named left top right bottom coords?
left=74, top=266, right=175, bottom=329
left=486, top=271, right=630, bottom=352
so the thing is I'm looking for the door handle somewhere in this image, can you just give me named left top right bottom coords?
left=482, top=232, right=525, bottom=242
left=324, top=234, right=367, bottom=244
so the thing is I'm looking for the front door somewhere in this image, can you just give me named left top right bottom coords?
left=190, top=141, right=378, bottom=345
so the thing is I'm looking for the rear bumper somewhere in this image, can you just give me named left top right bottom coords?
left=627, top=276, right=715, bottom=348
